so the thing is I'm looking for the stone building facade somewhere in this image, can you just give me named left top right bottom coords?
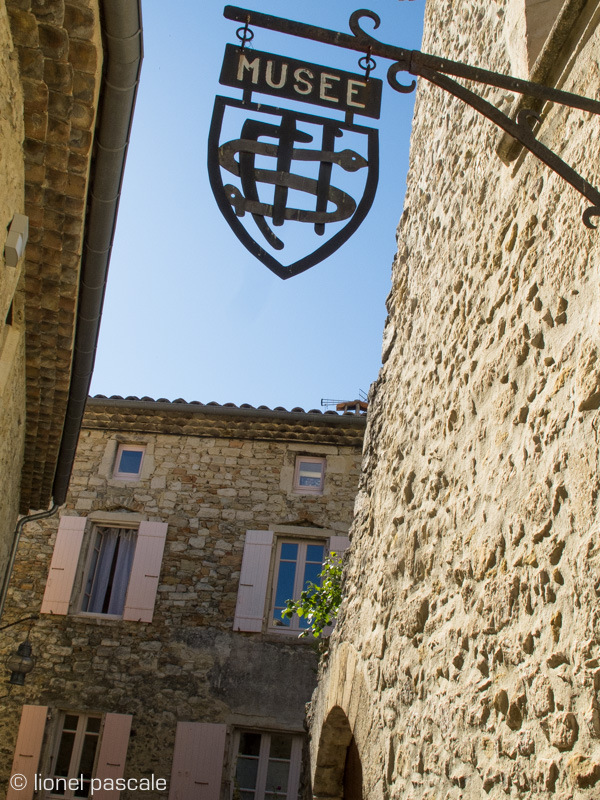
left=0, top=396, right=364, bottom=800
left=0, top=0, right=141, bottom=584
left=309, top=1, right=600, bottom=798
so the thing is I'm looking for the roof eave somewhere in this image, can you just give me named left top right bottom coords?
left=50, top=0, right=143, bottom=506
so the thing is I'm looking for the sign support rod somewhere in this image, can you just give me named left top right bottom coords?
left=224, top=5, right=600, bottom=227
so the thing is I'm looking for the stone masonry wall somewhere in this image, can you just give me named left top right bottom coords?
left=6, top=0, right=105, bottom=510
left=0, top=0, right=25, bottom=586
left=310, top=1, right=600, bottom=798
left=0, top=404, right=364, bottom=799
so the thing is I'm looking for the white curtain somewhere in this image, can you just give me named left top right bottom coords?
left=88, top=528, right=136, bottom=614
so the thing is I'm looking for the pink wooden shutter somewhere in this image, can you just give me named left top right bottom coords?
left=233, top=530, right=274, bottom=632
left=41, top=516, right=86, bottom=615
left=328, top=535, right=350, bottom=558
left=7, top=704, right=48, bottom=800
left=168, top=722, right=227, bottom=800
left=93, top=713, right=132, bottom=800
left=122, top=521, right=168, bottom=622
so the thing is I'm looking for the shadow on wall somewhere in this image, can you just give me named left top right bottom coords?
left=312, top=705, right=363, bottom=800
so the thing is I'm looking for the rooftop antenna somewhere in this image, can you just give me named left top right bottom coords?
left=321, top=392, right=368, bottom=414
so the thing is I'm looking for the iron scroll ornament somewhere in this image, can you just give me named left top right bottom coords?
left=223, top=5, right=600, bottom=231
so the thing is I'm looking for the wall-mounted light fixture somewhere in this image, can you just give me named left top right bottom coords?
left=1, top=614, right=38, bottom=687
left=6, top=640, right=35, bottom=685
left=4, top=213, right=29, bottom=267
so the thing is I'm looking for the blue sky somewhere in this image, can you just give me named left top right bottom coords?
left=90, top=0, right=424, bottom=411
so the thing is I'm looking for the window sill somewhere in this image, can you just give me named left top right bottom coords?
left=73, top=612, right=123, bottom=622
left=266, top=627, right=321, bottom=642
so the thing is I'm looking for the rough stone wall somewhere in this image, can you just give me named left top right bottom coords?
left=0, top=404, right=363, bottom=798
left=5, top=0, right=105, bottom=510
left=310, top=1, right=600, bottom=798
left=0, top=0, right=25, bottom=586
left=0, top=313, right=26, bottom=580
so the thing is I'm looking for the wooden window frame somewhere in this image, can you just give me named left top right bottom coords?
left=78, top=525, right=138, bottom=619
left=46, top=712, right=102, bottom=799
left=231, top=730, right=303, bottom=800
left=113, top=443, right=145, bottom=480
left=292, top=456, right=325, bottom=495
left=268, top=538, right=325, bottom=634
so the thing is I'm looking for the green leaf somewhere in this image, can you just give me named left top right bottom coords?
left=279, top=553, right=343, bottom=639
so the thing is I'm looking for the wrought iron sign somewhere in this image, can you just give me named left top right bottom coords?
left=210, top=6, right=600, bottom=279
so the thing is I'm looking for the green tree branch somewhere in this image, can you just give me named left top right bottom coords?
left=281, top=553, right=343, bottom=638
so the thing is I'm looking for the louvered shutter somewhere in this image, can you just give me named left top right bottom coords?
left=93, top=713, right=132, bottom=800
left=233, top=530, right=273, bottom=632
left=168, top=722, right=227, bottom=800
left=7, top=704, right=48, bottom=800
left=328, top=535, right=350, bottom=558
left=123, top=521, right=168, bottom=622
left=41, top=516, right=86, bottom=615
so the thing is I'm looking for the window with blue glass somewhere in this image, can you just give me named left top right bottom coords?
left=270, top=540, right=325, bottom=631
left=113, top=444, right=145, bottom=479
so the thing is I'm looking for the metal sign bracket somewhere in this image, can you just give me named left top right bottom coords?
left=224, top=5, right=600, bottom=229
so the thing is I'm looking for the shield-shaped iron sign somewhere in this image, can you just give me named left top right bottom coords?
left=208, top=97, right=379, bottom=279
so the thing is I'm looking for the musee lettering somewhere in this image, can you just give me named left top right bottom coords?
left=219, top=45, right=382, bottom=119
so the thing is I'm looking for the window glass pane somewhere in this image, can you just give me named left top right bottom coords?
left=279, top=543, right=298, bottom=561
left=118, top=449, right=143, bottom=474
left=236, top=757, right=259, bottom=790
left=86, top=717, right=101, bottom=734
left=78, top=732, right=99, bottom=778
left=239, top=732, right=262, bottom=757
left=298, top=614, right=311, bottom=630
left=274, top=560, right=297, bottom=609
left=63, top=715, right=79, bottom=731
left=299, top=461, right=322, bottom=474
left=298, top=460, right=323, bottom=487
left=82, top=532, right=102, bottom=612
left=303, top=561, right=322, bottom=588
left=266, top=762, right=290, bottom=796
left=270, top=734, right=292, bottom=760
left=272, top=609, right=291, bottom=627
left=85, top=528, right=136, bottom=615
left=75, top=780, right=92, bottom=798
left=51, top=778, right=68, bottom=797
left=305, top=544, right=324, bottom=564
left=54, top=731, right=75, bottom=777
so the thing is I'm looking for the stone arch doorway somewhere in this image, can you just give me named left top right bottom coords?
left=312, top=705, right=363, bottom=800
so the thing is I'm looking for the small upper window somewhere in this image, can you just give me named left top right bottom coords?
left=292, top=457, right=325, bottom=494
left=113, top=444, right=145, bottom=480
